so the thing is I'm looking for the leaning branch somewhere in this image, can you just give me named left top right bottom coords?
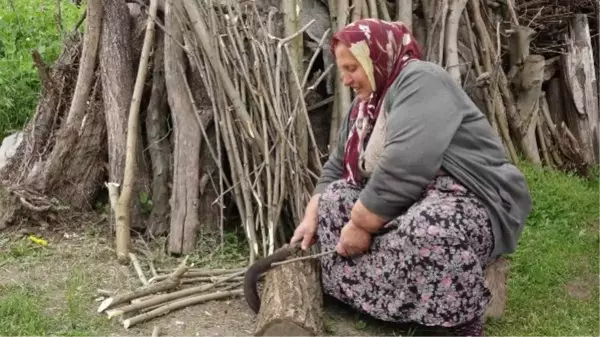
left=113, top=0, right=159, bottom=264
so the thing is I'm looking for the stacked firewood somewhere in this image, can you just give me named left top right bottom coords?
left=515, top=0, right=598, bottom=56
left=96, top=256, right=249, bottom=329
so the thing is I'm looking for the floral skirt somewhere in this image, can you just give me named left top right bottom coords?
left=316, top=176, right=495, bottom=328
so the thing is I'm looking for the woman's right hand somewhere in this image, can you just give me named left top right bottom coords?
left=290, top=194, right=320, bottom=250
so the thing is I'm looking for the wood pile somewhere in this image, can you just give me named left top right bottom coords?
left=94, top=244, right=327, bottom=335
left=515, top=0, right=599, bottom=93
left=96, top=255, right=248, bottom=329
left=515, top=0, right=598, bottom=57
left=510, top=0, right=599, bottom=171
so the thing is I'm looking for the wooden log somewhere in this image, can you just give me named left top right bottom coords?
left=483, top=257, right=509, bottom=319
left=252, top=246, right=325, bottom=336
left=444, top=0, right=469, bottom=85
left=100, top=0, right=133, bottom=222
left=396, top=0, right=412, bottom=30
left=561, top=14, right=599, bottom=165
left=145, top=27, right=172, bottom=237
left=514, top=54, right=545, bottom=164
left=507, top=24, right=543, bottom=164
left=412, top=14, right=427, bottom=46
left=543, top=56, right=560, bottom=81
left=507, top=25, right=534, bottom=68
left=282, top=0, right=308, bottom=168
left=537, top=120, right=551, bottom=167
left=423, top=0, right=447, bottom=65
left=327, top=0, right=351, bottom=151
left=164, top=0, right=202, bottom=254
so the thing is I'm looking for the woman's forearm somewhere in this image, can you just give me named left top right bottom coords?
left=304, top=193, right=321, bottom=222
left=350, top=199, right=388, bottom=233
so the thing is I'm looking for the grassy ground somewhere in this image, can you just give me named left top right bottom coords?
left=0, top=163, right=598, bottom=336
left=0, top=233, right=118, bottom=336
left=484, top=163, right=599, bottom=336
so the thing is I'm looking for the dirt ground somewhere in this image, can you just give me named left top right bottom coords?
left=0, top=224, right=420, bottom=336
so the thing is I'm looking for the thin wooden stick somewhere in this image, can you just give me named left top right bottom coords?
left=107, top=270, right=246, bottom=319
left=153, top=267, right=246, bottom=277
left=268, top=19, right=316, bottom=45
left=123, top=289, right=243, bottom=329
left=352, top=0, right=364, bottom=21
left=98, top=256, right=188, bottom=313
left=367, top=0, right=378, bottom=18
left=378, top=0, right=391, bottom=21
left=271, top=249, right=337, bottom=267
left=114, top=0, right=158, bottom=264
left=301, top=28, right=331, bottom=90
left=506, top=0, right=520, bottom=25
left=129, top=253, right=149, bottom=286
left=537, top=119, right=551, bottom=166
left=183, top=0, right=264, bottom=150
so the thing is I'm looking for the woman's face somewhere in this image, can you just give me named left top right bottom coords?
left=334, top=44, right=373, bottom=100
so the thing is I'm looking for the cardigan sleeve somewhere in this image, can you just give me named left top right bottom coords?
left=358, top=66, right=464, bottom=219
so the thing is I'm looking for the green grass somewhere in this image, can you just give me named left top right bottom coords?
left=0, top=278, right=113, bottom=336
left=0, top=283, right=54, bottom=335
left=0, top=262, right=114, bottom=336
left=485, top=163, right=599, bottom=336
left=0, top=234, right=115, bottom=336
left=0, top=0, right=83, bottom=138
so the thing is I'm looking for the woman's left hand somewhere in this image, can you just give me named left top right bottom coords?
left=336, top=221, right=372, bottom=257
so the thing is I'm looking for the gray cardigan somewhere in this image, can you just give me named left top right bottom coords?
left=313, top=60, right=532, bottom=259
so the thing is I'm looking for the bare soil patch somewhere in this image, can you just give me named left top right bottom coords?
left=0, top=226, right=413, bottom=336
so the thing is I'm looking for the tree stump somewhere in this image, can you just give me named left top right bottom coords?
left=254, top=248, right=325, bottom=336
left=483, top=257, right=509, bottom=319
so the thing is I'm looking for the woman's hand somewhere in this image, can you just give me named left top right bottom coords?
left=336, top=220, right=372, bottom=257
left=290, top=194, right=320, bottom=250
left=290, top=217, right=318, bottom=250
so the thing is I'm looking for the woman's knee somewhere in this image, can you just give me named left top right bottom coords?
left=384, top=205, right=486, bottom=266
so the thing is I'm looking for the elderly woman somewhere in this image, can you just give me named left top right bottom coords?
left=290, top=19, right=532, bottom=336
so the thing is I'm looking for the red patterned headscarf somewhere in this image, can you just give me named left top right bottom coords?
left=331, top=19, right=423, bottom=185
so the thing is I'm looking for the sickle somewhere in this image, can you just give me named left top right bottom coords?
left=243, top=241, right=302, bottom=314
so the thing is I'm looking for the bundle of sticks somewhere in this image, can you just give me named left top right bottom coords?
left=96, top=243, right=330, bottom=330
left=515, top=0, right=598, bottom=56
left=96, top=255, right=251, bottom=329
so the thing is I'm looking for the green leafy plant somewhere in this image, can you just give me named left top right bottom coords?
left=0, top=0, right=84, bottom=139
left=139, top=191, right=153, bottom=213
